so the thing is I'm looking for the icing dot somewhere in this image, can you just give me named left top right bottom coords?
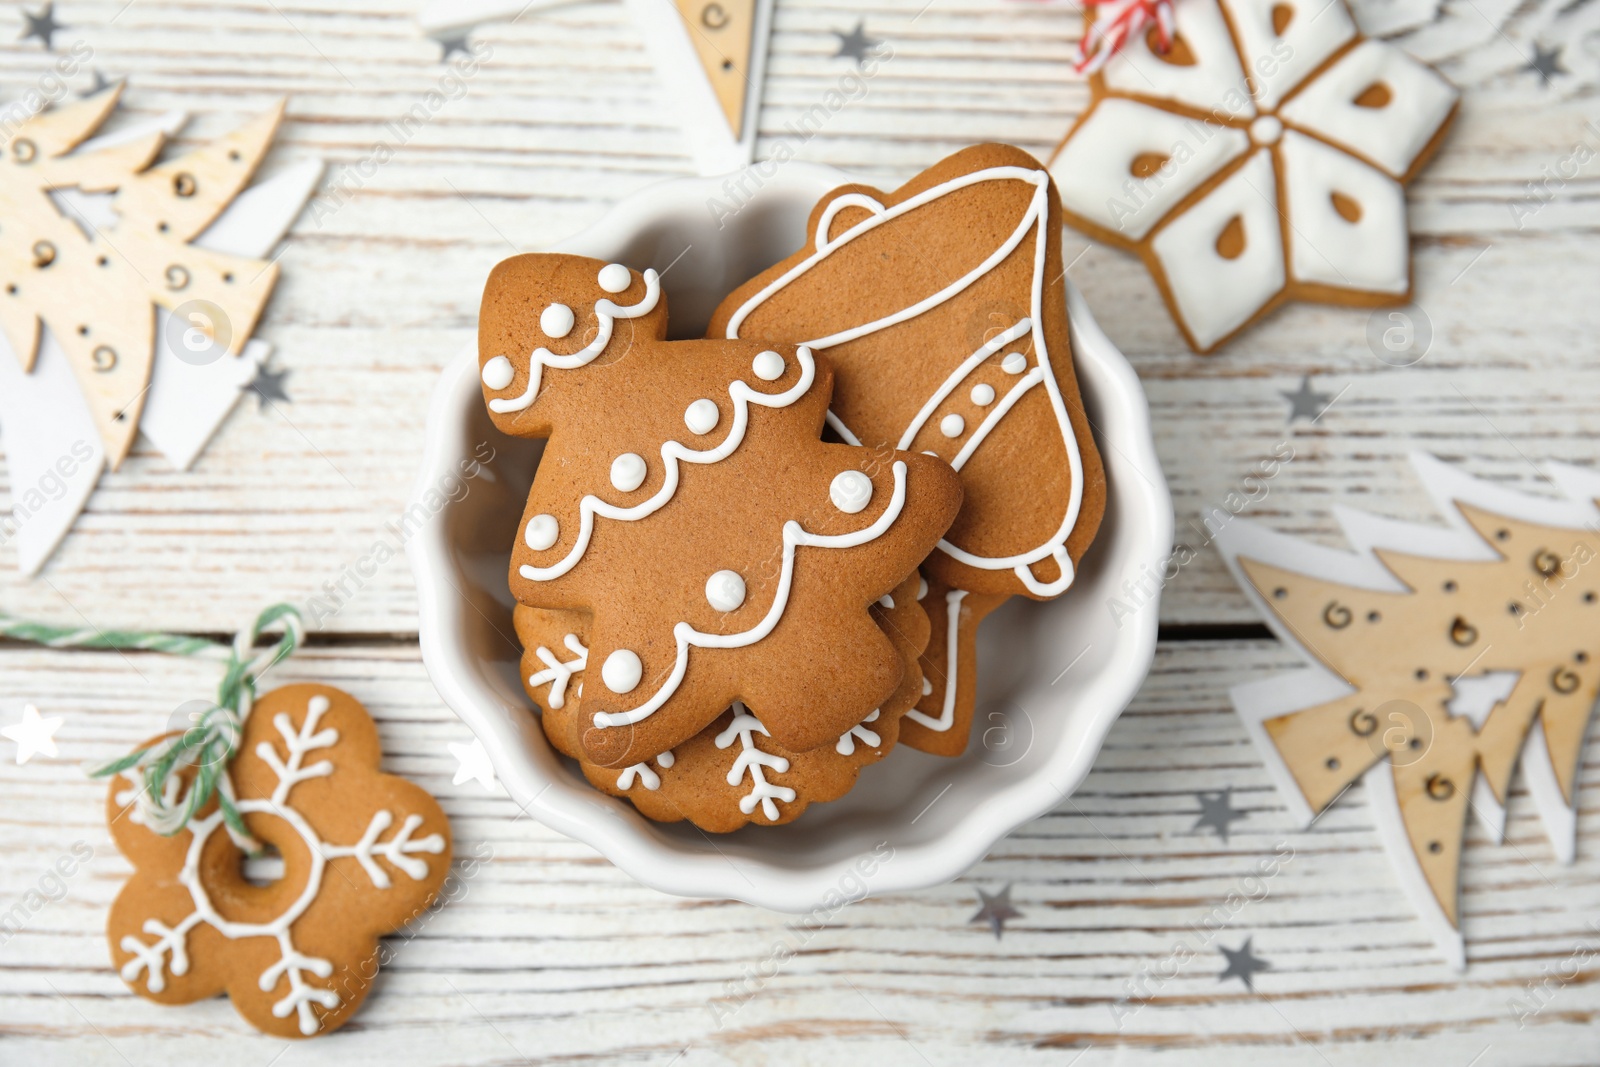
left=970, top=383, right=996, bottom=406
left=1001, top=352, right=1028, bottom=374
left=706, top=570, right=746, bottom=612
left=684, top=398, right=720, bottom=435
left=830, top=470, right=873, bottom=514
left=598, top=263, right=631, bottom=293
left=540, top=303, right=575, bottom=338
left=481, top=355, right=515, bottom=391
left=524, top=513, right=559, bottom=551
left=940, top=413, right=966, bottom=438
left=610, top=453, right=647, bottom=492
left=917, top=575, right=928, bottom=599
left=1250, top=115, right=1284, bottom=146
left=878, top=594, right=895, bottom=609
left=656, top=750, right=675, bottom=769
left=752, top=350, right=785, bottom=381
left=601, top=650, right=642, bottom=694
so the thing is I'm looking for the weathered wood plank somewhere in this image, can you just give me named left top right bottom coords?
left=0, top=640, right=1596, bottom=1062
left=1, top=0, right=1598, bottom=629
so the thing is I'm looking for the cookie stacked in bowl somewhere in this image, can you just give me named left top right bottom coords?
left=476, top=145, right=1105, bottom=831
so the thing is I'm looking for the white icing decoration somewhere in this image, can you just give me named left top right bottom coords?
left=1000, top=352, right=1028, bottom=375
left=1278, top=131, right=1408, bottom=293
left=528, top=633, right=588, bottom=709
left=610, top=453, right=647, bottom=493
left=591, top=462, right=911, bottom=729
left=520, top=347, right=819, bottom=585
left=906, top=590, right=968, bottom=732
left=539, top=303, right=575, bottom=339
left=878, top=593, right=895, bottom=609
left=487, top=269, right=660, bottom=414
left=524, top=513, right=559, bottom=551
left=1250, top=115, right=1283, bottom=146
left=952, top=367, right=1045, bottom=472
left=601, top=649, right=643, bottom=695
left=715, top=703, right=795, bottom=821
left=1050, top=97, right=1252, bottom=241
left=597, top=262, right=632, bottom=293
left=898, top=318, right=1030, bottom=448
left=116, top=694, right=443, bottom=1036
left=617, top=752, right=674, bottom=791
left=706, top=569, right=747, bottom=612
left=684, top=398, right=720, bottom=435
left=1051, top=0, right=1456, bottom=353
left=617, top=762, right=660, bottom=791
left=1102, top=0, right=1254, bottom=119
left=1221, top=0, right=1356, bottom=112
left=836, top=709, right=882, bottom=756
left=254, top=695, right=339, bottom=806
left=970, top=383, right=996, bottom=406
left=1278, top=38, right=1459, bottom=178
left=940, top=413, right=965, bottom=438
left=481, top=356, right=514, bottom=391
left=752, top=350, right=785, bottom=381
left=830, top=470, right=873, bottom=514
left=1150, top=150, right=1285, bottom=351
left=824, top=409, right=860, bottom=444
left=725, top=166, right=1089, bottom=596
left=916, top=575, right=929, bottom=599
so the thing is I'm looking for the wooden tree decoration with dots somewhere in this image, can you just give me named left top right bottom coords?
left=1216, top=453, right=1600, bottom=968
left=0, top=85, right=285, bottom=465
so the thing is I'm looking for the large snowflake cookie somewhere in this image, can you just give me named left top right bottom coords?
left=1048, top=0, right=1459, bottom=353
left=710, top=144, right=1105, bottom=755
left=477, top=254, right=962, bottom=770
left=516, top=571, right=931, bottom=831
left=106, top=685, right=452, bottom=1038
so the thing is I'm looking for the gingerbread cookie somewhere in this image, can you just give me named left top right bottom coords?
left=477, top=253, right=962, bottom=769
left=708, top=144, right=1105, bottom=755
left=711, top=143, right=1105, bottom=602
left=1047, top=0, right=1459, bottom=353
left=900, top=572, right=1010, bottom=758
left=107, top=685, right=451, bottom=1039
left=516, top=571, right=930, bottom=831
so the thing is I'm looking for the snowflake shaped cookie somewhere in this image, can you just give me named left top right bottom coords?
left=106, top=685, right=451, bottom=1039
left=1048, top=0, right=1458, bottom=352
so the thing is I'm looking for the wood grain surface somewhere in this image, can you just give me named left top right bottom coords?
left=2, top=0, right=1598, bottom=1062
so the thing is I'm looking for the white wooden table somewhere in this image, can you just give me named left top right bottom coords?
left=3, top=1, right=1598, bottom=1062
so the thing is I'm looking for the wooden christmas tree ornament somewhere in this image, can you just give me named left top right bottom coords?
left=1217, top=453, right=1600, bottom=967
left=0, top=86, right=286, bottom=465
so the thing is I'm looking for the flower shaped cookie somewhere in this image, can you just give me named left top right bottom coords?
left=1049, top=0, right=1458, bottom=352
left=107, top=685, right=452, bottom=1039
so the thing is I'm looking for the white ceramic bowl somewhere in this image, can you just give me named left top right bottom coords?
left=409, top=162, right=1172, bottom=912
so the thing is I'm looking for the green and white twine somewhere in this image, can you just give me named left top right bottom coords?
left=0, top=603, right=305, bottom=854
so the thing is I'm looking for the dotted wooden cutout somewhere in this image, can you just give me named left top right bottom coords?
left=1239, top=502, right=1600, bottom=929
left=672, top=0, right=757, bottom=138
left=0, top=86, right=288, bottom=466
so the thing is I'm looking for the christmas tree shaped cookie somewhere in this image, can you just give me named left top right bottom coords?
left=515, top=570, right=930, bottom=831
left=1217, top=454, right=1600, bottom=967
left=709, top=144, right=1106, bottom=755
left=478, top=254, right=962, bottom=768
left=0, top=86, right=287, bottom=464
